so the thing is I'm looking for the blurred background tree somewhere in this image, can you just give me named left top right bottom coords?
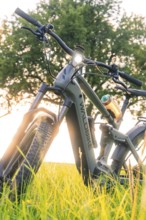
left=0, top=0, right=146, bottom=116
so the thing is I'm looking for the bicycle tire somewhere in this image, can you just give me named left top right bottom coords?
left=9, top=116, right=55, bottom=196
left=111, top=123, right=146, bottom=177
left=3, top=118, right=41, bottom=180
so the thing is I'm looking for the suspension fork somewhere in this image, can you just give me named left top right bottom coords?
left=0, top=83, right=57, bottom=172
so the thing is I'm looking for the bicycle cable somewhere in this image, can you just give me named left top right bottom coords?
left=42, top=38, right=57, bottom=80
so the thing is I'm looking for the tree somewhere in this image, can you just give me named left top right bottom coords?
left=0, top=0, right=146, bottom=114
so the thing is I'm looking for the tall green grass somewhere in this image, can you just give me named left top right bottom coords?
left=0, top=163, right=145, bottom=220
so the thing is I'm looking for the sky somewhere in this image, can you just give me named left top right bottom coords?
left=0, top=0, right=40, bottom=21
left=121, top=0, right=146, bottom=16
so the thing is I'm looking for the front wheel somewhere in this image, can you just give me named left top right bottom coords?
left=8, top=116, right=56, bottom=196
left=111, top=123, right=146, bottom=179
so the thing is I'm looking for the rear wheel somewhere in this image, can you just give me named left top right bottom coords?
left=6, top=116, right=56, bottom=196
left=111, top=124, right=146, bottom=180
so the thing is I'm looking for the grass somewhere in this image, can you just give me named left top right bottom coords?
left=0, top=162, right=145, bottom=220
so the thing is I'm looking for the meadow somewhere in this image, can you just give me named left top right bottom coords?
left=0, top=162, right=146, bottom=220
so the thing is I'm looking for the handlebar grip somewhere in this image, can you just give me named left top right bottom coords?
left=15, top=8, right=42, bottom=28
left=119, top=71, right=142, bottom=87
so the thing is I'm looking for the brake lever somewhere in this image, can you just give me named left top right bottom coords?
left=21, top=26, right=48, bottom=42
left=112, top=77, right=127, bottom=89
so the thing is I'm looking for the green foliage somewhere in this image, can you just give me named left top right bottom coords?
left=0, top=0, right=146, bottom=113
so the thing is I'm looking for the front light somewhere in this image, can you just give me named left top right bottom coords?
left=74, top=53, right=83, bottom=64
left=72, top=53, right=83, bottom=66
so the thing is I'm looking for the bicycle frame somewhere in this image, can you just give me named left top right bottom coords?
left=0, top=58, right=143, bottom=183
left=48, top=60, right=143, bottom=181
left=1, top=7, right=145, bottom=192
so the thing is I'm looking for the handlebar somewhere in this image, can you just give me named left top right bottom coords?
left=46, top=29, right=74, bottom=56
left=93, top=61, right=142, bottom=87
left=118, top=71, right=142, bottom=87
left=15, top=8, right=142, bottom=87
left=15, top=8, right=74, bottom=56
left=15, top=8, right=42, bottom=28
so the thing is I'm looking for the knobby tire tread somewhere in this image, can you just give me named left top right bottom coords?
left=13, top=118, right=55, bottom=195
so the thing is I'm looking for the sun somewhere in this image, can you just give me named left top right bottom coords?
left=44, top=121, right=75, bottom=163
left=0, top=110, right=24, bottom=158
